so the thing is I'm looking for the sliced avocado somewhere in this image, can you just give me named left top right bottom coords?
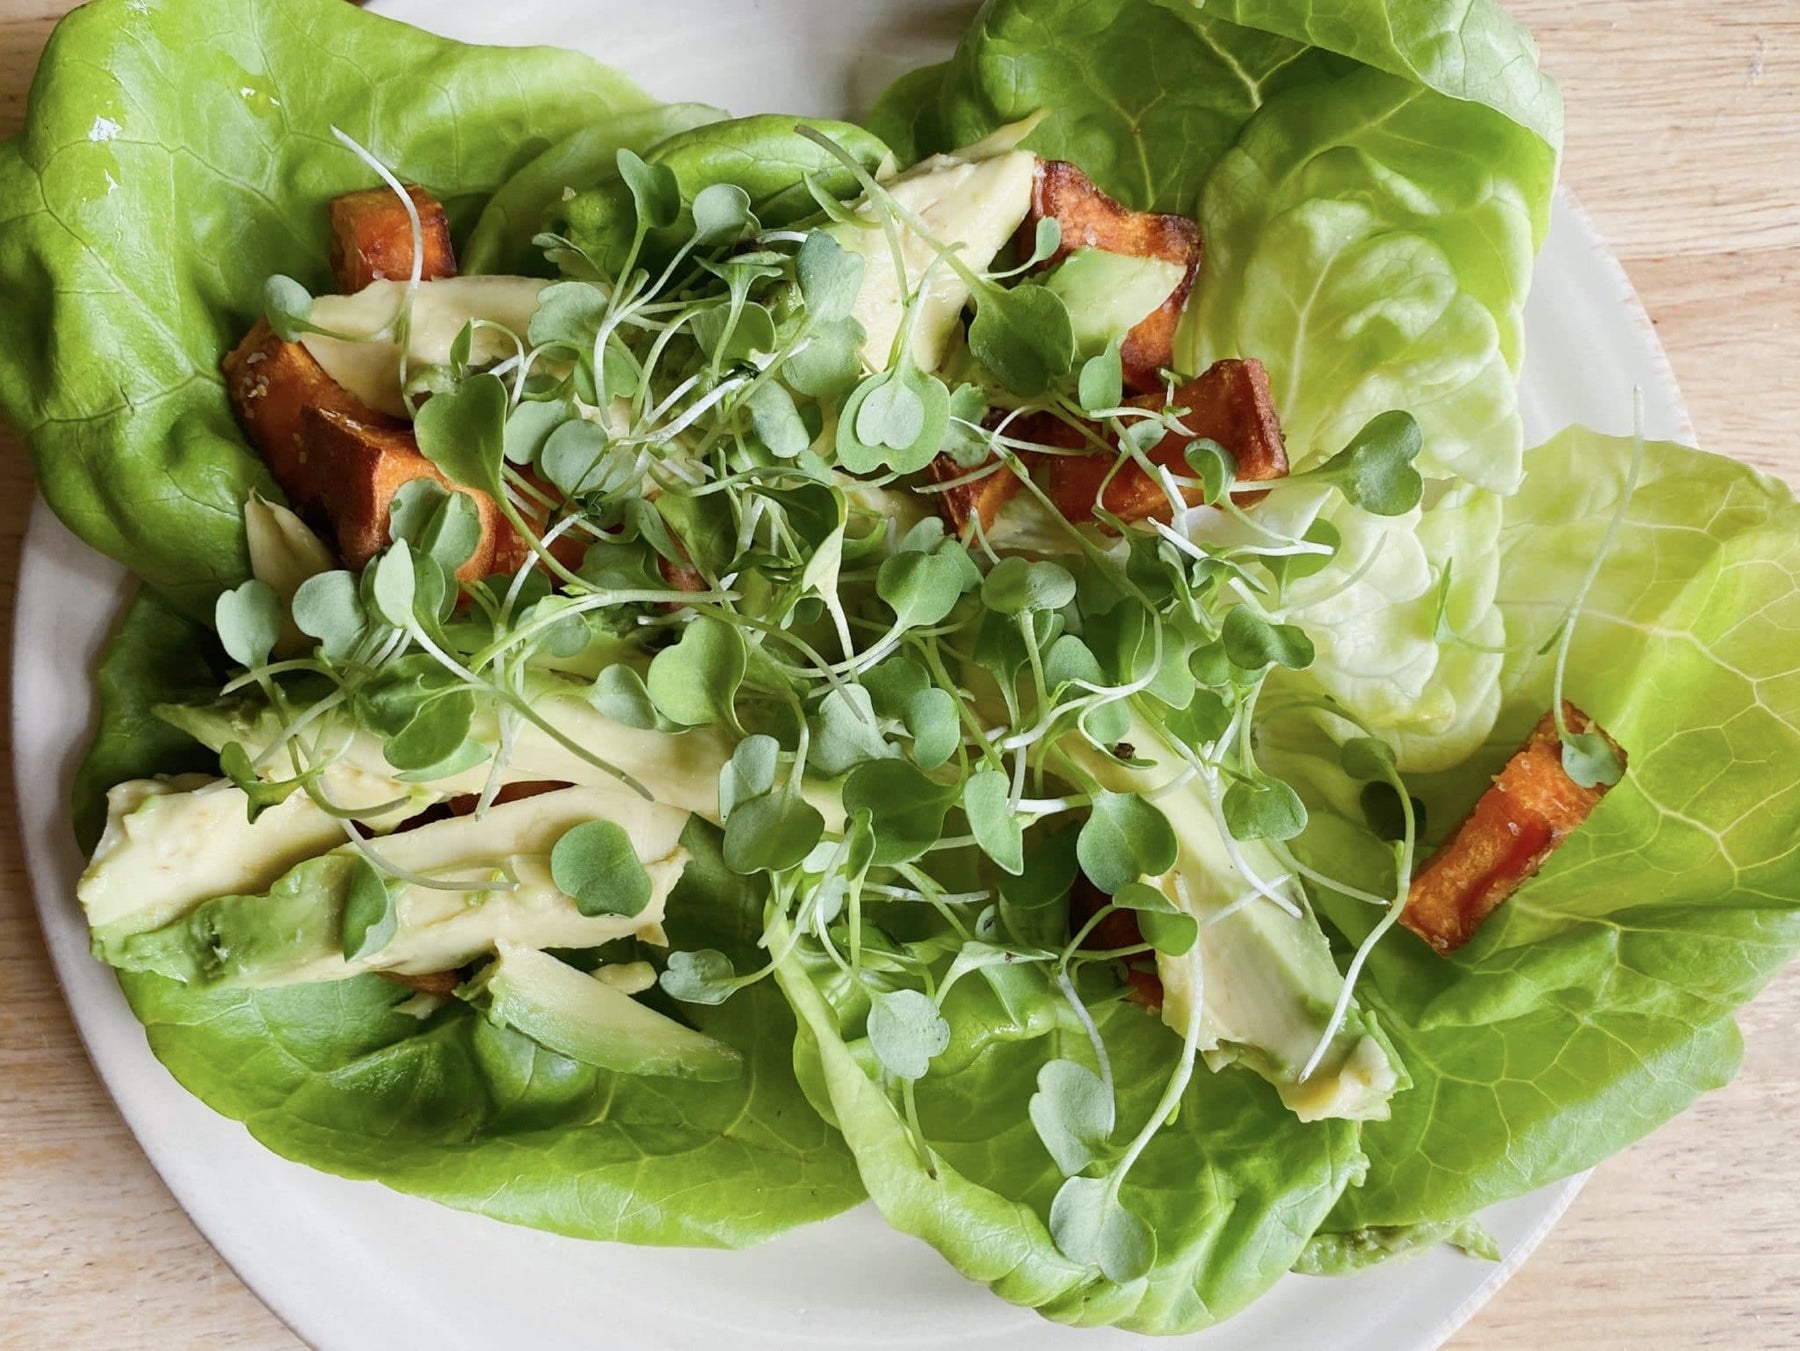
left=467, top=942, right=741, bottom=1081
left=157, top=673, right=846, bottom=831
left=1041, top=248, right=1185, bottom=360
left=1062, top=712, right=1402, bottom=1123
left=79, top=776, right=345, bottom=959
left=827, top=145, right=1036, bottom=374
left=114, top=783, right=689, bottom=989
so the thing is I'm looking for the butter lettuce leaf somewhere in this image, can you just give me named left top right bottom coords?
left=0, top=0, right=664, bottom=621
left=775, top=918, right=1363, bottom=1334
left=1191, top=69, right=1554, bottom=488
left=1275, top=429, right=1800, bottom=1229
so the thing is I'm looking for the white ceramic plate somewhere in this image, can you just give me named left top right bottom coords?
left=14, top=3, right=1694, bottom=1348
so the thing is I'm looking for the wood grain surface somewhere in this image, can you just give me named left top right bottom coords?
left=1, top=3, right=1796, bottom=1347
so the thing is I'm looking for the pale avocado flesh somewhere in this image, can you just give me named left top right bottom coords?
left=471, top=942, right=741, bottom=1081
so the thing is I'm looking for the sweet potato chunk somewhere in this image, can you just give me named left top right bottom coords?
left=926, top=453, right=1026, bottom=540
left=328, top=185, right=458, bottom=293
left=222, top=319, right=403, bottom=500
left=1028, top=160, right=1203, bottom=394
left=300, top=407, right=504, bottom=580
left=1044, top=358, right=1288, bottom=527
left=1402, top=704, right=1626, bottom=954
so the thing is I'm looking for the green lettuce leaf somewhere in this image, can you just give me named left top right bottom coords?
left=75, top=591, right=865, bottom=1246
left=0, top=0, right=665, bottom=621
left=1154, top=0, right=1562, bottom=147
left=462, top=103, right=727, bottom=276
left=774, top=916, right=1363, bottom=1334
left=1275, top=429, right=1800, bottom=1229
left=1190, top=69, right=1555, bottom=488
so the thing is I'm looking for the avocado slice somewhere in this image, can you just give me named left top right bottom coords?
left=79, top=775, right=345, bottom=960
left=156, top=673, right=845, bottom=831
left=1063, top=711, right=1402, bottom=1123
left=828, top=143, right=1036, bottom=374
left=466, top=942, right=741, bottom=1081
left=113, top=783, right=689, bottom=989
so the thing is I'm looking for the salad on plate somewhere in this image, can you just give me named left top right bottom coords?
left=2, top=0, right=1797, bottom=1335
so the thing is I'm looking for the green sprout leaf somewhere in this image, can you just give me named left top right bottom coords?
left=842, top=759, right=956, bottom=866
left=369, top=545, right=417, bottom=629
left=812, top=686, right=894, bottom=778
left=968, top=281, right=1075, bottom=397
left=963, top=769, right=1024, bottom=875
left=690, top=181, right=753, bottom=246
left=647, top=616, right=746, bottom=728
left=795, top=229, right=865, bottom=324
left=659, top=948, right=739, bottom=1005
left=1077, top=791, right=1178, bottom=894
left=414, top=372, right=508, bottom=498
left=1223, top=775, right=1308, bottom=842
left=589, top=665, right=665, bottom=731
left=902, top=687, right=959, bottom=770
left=1221, top=606, right=1315, bottom=672
left=746, top=380, right=811, bottom=459
left=218, top=741, right=305, bottom=824
left=340, top=856, right=397, bottom=962
left=616, top=147, right=680, bottom=230
left=389, top=478, right=482, bottom=573
left=539, top=418, right=618, bottom=497
left=1309, top=410, right=1425, bottom=516
left=981, top=556, right=1078, bottom=616
left=1113, top=882, right=1199, bottom=956
left=550, top=819, right=653, bottom=918
left=1029, top=1059, right=1114, bottom=1177
left=782, top=317, right=865, bottom=399
left=291, top=570, right=367, bottom=660
left=1048, top=1175, right=1156, bottom=1283
left=1077, top=336, right=1124, bottom=414
left=1184, top=438, right=1235, bottom=506
left=1562, top=731, right=1626, bottom=789
left=719, top=734, right=780, bottom=818
left=214, top=579, right=282, bottom=669
left=865, top=988, right=951, bottom=1081
left=876, top=548, right=964, bottom=629
left=836, top=368, right=950, bottom=474
left=723, top=793, right=826, bottom=875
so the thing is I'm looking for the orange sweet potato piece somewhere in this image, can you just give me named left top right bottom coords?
left=1028, top=160, right=1203, bottom=394
left=328, top=185, right=458, bottom=293
left=1045, top=358, right=1288, bottom=527
left=300, top=407, right=503, bottom=581
left=222, top=319, right=403, bottom=501
left=926, top=453, right=1026, bottom=541
left=1402, top=704, right=1626, bottom=954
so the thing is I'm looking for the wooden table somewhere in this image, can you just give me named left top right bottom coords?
left=1, top=3, right=1795, bottom=1346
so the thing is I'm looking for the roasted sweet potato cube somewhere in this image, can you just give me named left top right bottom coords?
left=222, top=319, right=402, bottom=500
left=1045, top=358, right=1288, bottom=527
left=1402, top=704, right=1626, bottom=954
left=300, top=407, right=503, bottom=580
left=1029, top=160, right=1203, bottom=394
left=328, top=185, right=458, bottom=293
left=926, top=453, right=1026, bottom=540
